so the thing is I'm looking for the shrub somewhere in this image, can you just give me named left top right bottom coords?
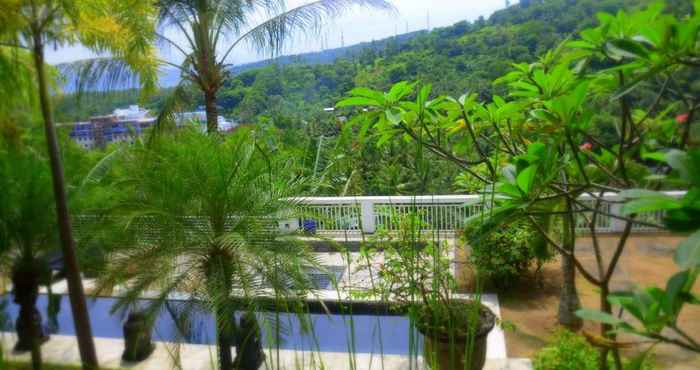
left=533, top=330, right=599, bottom=370
left=534, top=330, right=658, bottom=370
left=464, top=220, right=551, bottom=287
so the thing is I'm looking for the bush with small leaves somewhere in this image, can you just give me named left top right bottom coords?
left=465, top=220, right=551, bottom=288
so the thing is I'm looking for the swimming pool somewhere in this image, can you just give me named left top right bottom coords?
left=1, top=294, right=423, bottom=355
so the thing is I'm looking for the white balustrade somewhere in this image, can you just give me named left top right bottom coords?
left=72, top=192, right=687, bottom=239
left=292, top=191, right=686, bottom=235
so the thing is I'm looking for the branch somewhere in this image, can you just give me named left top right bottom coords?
left=589, top=193, right=605, bottom=279
left=460, top=108, right=496, bottom=177
left=565, top=128, right=592, bottom=186
left=604, top=220, right=633, bottom=283
left=635, top=76, right=670, bottom=127
left=527, top=215, right=601, bottom=285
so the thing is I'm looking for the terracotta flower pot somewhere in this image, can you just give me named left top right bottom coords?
left=417, top=302, right=496, bottom=370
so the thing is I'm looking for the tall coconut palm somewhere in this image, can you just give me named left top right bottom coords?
left=93, top=128, right=321, bottom=370
left=154, top=0, right=394, bottom=133
left=0, top=1, right=159, bottom=368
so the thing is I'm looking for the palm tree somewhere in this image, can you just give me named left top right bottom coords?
left=93, top=128, right=322, bottom=370
left=1, top=1, right=159, bottom=368
left=154, top=0, right=393, bottom=133
left=0, top=132, right=58, bottom=370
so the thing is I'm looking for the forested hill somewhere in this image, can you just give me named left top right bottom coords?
left=56, top=0, right=677, bottom=123
left=212, top=0, right=654, bottom=123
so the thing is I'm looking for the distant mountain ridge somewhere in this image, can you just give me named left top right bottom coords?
left=158, top=30, right=425, bottom=87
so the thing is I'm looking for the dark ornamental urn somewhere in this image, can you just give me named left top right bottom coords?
left=122, top=311, right=155, bottom=362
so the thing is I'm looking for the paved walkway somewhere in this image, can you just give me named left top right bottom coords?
left=2, top=333, right=531, bottom=370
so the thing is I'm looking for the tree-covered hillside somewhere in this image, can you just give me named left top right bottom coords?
left=54, top=0, right=683, bottom=196
left=213, top=0, right=659, bottom=123
left=58, top=0, right=663, bottom=123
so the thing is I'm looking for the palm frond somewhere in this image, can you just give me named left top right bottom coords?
left=146, top=81, right=195, bottom=146
left=58, top=57, right=147, bottom=100
left=219, top=0, right=395, bottom=65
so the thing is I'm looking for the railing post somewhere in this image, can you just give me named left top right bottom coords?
left=609, top=202, right=626, bottom=233
left=360, top=200, right=376, bottom=234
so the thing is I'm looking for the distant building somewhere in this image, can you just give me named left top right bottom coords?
left=174, top=109, right=238, bottom=132
left=68, top=105, right=156, bottom=149
left=67, top=105, right=237, bottom=149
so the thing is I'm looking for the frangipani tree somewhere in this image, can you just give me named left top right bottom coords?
left=153, top=0, right=394, bottom=133
left=338, top=3, right=699, bottom=370
left=0, top=1, right=159, bottom=369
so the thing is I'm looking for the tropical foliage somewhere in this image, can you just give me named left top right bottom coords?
left=338, top=2, right=699, bottom=369
left=54, top=0, right=678, bottom=197
left=149, top=0, right=393, bottom=133
left=89, top=128, right=322, bottom=370
left=464, top=220, right=551, bottom=288
left=1, top=1, right=162, bottom=368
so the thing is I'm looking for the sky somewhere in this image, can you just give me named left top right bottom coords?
left=45, top=0, right=507, bottom=66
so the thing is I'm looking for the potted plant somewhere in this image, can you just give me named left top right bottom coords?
left=356, top=212, right=496, bottom=370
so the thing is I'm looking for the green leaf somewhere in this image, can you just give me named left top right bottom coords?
left=622, top=197, right=683, bottom=215
left=530, top=109, right=558, bottom=124
left=624, top=346, right=656, bottom=370
left=497, top=183, right=523, bottom=199
left=606, top=39, right=651, bottom=60
left=516, top=165, right=537, bottom=194
left=576, top=309, right=626, bottom=325
left=608, top=292, right=644, bottom=321
left=385, top=109, right=403, bottom=126
left=675, top=230, right=700, bottom=270
left=336, top=97, right=381, bottom=108
left=641, top=151, right=667, bottom=162
left=418, top=84, right=432, bottom=106
left=386, top=81, right=415, bottom=102
left=348, top=87, right=385, bottom=101
left=664, top=270, right=691, bottom=316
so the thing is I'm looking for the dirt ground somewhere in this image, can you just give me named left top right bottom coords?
left=456, top=233, right=700, bottom=370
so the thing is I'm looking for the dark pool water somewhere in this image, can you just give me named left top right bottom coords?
left=1, top=294, right=422, bottom=355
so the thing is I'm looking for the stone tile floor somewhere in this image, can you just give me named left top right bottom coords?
left=2, top=333, right=532, bottom=370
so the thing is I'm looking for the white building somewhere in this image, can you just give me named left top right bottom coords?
left=175, top=110, right=238, bottom=132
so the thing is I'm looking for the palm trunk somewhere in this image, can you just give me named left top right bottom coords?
left=558, top=203, right=583, bottom=330
left=31, top=31, right=99, bottom=370
left=205, top=89, right=219, bottom=134
left=217, top=312, right=236, bottom=370
left=12, top=260, right=44, bottom=370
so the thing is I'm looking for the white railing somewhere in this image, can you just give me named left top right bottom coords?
left=72, top=192, right=686, bottom=240
left=292, top=191, right=687, bottom=235
left=294, top=195, right=483, bottom=234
